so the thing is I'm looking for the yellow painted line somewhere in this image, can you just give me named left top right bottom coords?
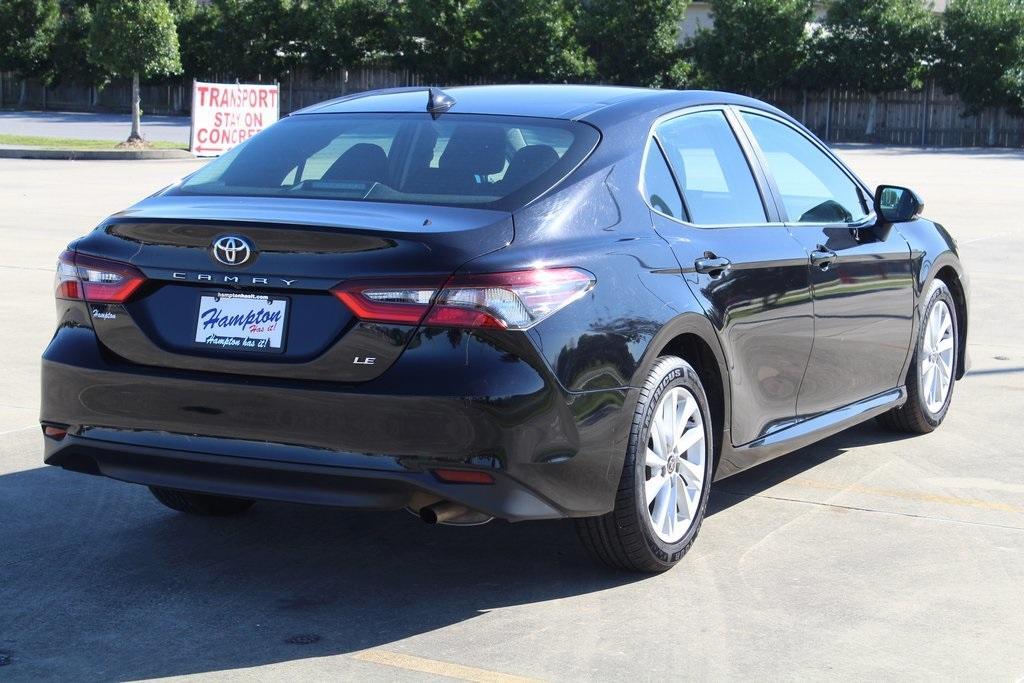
left=353, top=649, right=544, bottom=683
left=787, top=478, right=1024, bottom=515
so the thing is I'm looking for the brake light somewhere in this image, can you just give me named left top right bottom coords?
left=55, top=250, right=146, bottom=304
left=332, top=268, right=594, bottom=330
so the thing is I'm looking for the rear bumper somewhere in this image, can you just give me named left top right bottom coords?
left=44, top=429, right=562, bottom=520
left=41, top=327, right=635, bottom=520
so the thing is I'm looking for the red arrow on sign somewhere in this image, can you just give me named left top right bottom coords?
left=193, top=145, right=226, bottom=154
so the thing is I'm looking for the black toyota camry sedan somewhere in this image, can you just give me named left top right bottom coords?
left=41, top=85, right=968, bottom=571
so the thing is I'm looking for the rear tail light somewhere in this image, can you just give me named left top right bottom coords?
left=56, top=250, right=146, bottom=304
left=332, top=277, right=446, bottom=326
left=332, top=268, right=594, bottom=330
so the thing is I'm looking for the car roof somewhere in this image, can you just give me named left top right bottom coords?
left=292, top=84, right=784, bottom=124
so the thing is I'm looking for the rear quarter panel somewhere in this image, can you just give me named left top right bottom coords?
left=460, top=138, right=730, bottom=498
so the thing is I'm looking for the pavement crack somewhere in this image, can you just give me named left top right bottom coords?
left=716, top=488, right=1024, bottom=533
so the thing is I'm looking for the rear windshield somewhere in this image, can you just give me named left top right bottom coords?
left=172, top=113, right=599, bottom=211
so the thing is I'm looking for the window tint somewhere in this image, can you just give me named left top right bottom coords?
left=642, top=139, right=684, bottom=219
left=174, top=113, right=598, bottom=211
left=655, top=110, right=766, bottom=225
left=742, top=113, right=868, bottom=224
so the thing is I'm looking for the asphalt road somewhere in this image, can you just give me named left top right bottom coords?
left=1, top=148, right=1022, bottom=681
left=0, top=110, right=191, bottom=144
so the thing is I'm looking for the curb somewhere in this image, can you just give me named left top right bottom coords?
left=0, top=147, right=195, bottom=160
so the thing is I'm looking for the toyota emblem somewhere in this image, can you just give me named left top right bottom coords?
left=210, top=235, right=255, bottom=267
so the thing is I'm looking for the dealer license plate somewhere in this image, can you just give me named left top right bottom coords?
left=193, top=292, right=288, bottom=353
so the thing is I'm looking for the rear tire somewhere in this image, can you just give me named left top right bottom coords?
left=879, top=279, right=958, bottom=434
left=149, top=486, right=255, bottom=516
left=575, top=356, right=713, bottom=573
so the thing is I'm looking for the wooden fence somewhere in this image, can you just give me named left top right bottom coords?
left=3, top=68, right=1023, bottom=148
left=768, top=85, right=1024, bottom=148
left=0, top=67, right=424, bottom=117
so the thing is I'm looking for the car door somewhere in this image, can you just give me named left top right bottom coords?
left=736, top=110, right=915, bottom=418
left=643, top=108, right=814, bottom=446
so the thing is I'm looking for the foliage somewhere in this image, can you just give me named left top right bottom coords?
left=689, top=0, right=814, bottom=94
left=580, top=0, right=691, bottom=87
left=301, top=0, right=402, bottom=77
left=810, top=0, right=936, bottom=94
left=397, top=0, right=594, bottom=83
left=204, top=0, right=305, bottom=80
left=397, top=0, right=482, bottom=83
left=89, top=0, right=181, bottom=79
left=472, top=0, right=594, bottom=82
left=45, top=1, right=108, bottom=85
left=0, top=0, right=60, bottom=78
left=170, top=0, right=220, bottom=79
left=938, top=0, right=1024, bottom=115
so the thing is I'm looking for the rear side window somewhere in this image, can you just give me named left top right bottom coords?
left=642, top=139, right=685, bottom=219
left=655, top=110, right=766, bottom=225
left=173, top=113, right=599, bottom=211
left=741, top=112, right=868, bottom=224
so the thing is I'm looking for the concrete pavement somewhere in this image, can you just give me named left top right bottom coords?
left=0, top=149, right=1022, bottom=680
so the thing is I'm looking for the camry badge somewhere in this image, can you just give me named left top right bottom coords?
left=211, top=235, right=255, bottom=267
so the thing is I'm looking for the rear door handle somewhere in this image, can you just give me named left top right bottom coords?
left=810, top=246, right=838, bottom=270
left=694, top=254, right=732, bottom=277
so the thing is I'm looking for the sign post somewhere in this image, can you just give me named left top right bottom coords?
left=190, top=81, right=280, bottom=157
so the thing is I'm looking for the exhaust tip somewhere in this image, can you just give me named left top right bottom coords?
left=419, top=501, right=494, bottom=526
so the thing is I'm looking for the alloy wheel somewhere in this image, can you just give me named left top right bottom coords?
left=920, top=300, right=955, bottom=414
left=644, top=386, right=707, bottom=543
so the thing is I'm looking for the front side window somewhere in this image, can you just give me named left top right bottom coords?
left=655, top=110, right=766, bottom=225
left=642, top=139, right=684, bottom=219
left=173, top=113, right=599, bottom=211
left=742, top=112, right=868, bottom=224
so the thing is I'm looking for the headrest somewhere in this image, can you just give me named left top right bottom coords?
left=440, top=124, right=508, bottom=176
left=502, top=144, right=559, bottom=189
left=322, top=143, right=388, bottom=183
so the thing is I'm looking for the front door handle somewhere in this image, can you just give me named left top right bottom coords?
left=694, top=254, right=732, bottom=277
left=810, top=246, right=838, bottom=270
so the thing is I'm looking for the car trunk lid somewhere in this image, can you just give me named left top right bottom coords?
left=73, top=196, right=512, bottom=382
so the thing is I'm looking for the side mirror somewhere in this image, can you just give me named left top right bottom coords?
left=874, top=185, right=924, bottom=223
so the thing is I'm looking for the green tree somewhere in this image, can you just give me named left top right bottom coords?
left=45, top=1, right=108, bottom=87
left=690, top=0, right=814, bottom=95
left=812, top=0, right=936, bottom=136
left=396, top=0, right=483, bottom=83
left=581, top=0, right=691, bottom=87
left=90, top=0, right=182, bottom=142
left=170, top=0, right=220, bottom=79
left=301, top=0, right=402, bottom=77
left=473, top=0, right=594, bottom=82
left=204, top=0, right=304, bottom=81
left=398, top=0, right=594, bottom=83
left=938, top=0, right=1024, bottom=145
left=0, top=0, right=60, bottom=105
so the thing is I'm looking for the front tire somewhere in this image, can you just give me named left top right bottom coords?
left=149, top=486, right=255, bottom=516
left=879, top=279, right=959, bottom=434
left=575, top=356, right=713, bottom=573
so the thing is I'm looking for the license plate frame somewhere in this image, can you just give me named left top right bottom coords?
left=193, top=291, right=289, bottom=354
